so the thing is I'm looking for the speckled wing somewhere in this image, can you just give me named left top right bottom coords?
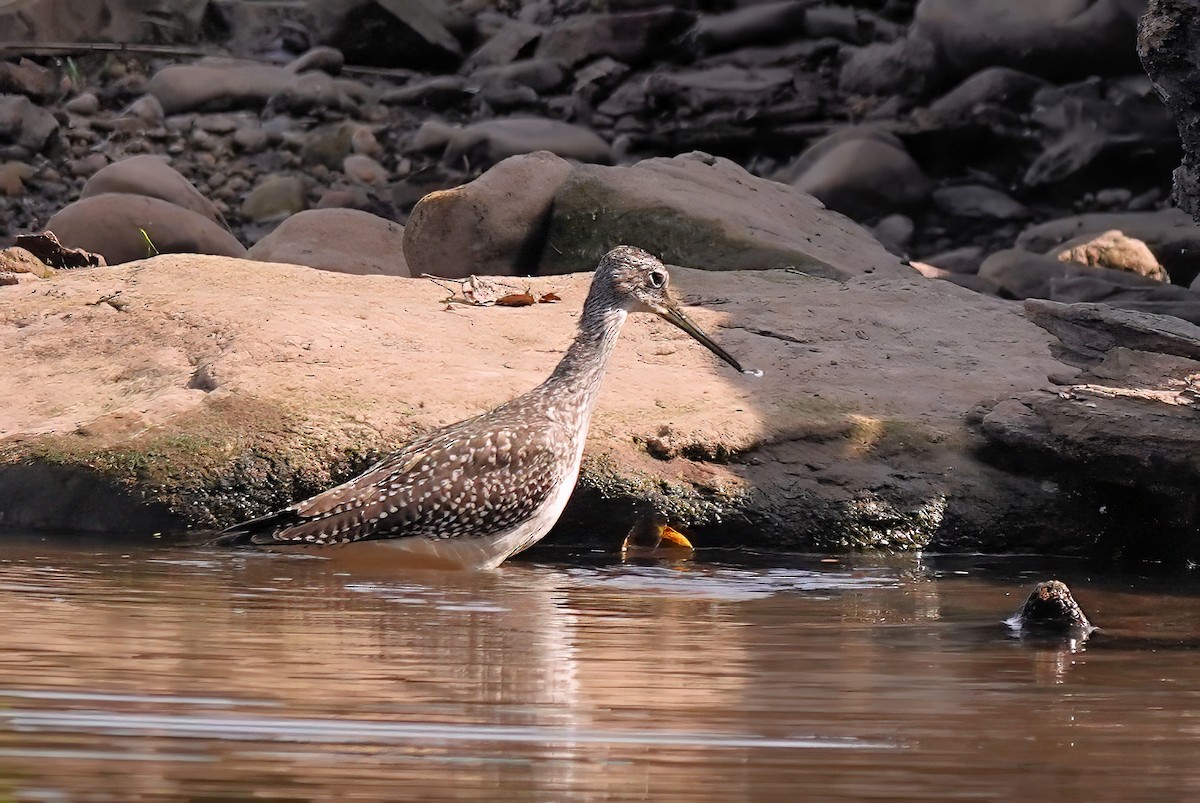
left=228, top=417, right=570, bottom=546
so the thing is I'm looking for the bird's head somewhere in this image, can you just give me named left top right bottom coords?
left=591, top=245, right=762, bottom=376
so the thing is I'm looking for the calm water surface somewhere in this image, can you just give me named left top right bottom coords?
left=0, top=533, right=1198, bottom=801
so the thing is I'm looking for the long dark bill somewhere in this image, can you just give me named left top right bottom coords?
left=658, top=303, right=763, bottom=377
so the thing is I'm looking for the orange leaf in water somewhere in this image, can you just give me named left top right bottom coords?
left=496, top=292, right=537, bottom=307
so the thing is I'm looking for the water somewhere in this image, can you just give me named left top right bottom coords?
left=0, top=535, right=1198, bottom=801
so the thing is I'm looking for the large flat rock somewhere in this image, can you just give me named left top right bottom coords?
left=0, top=254, right=1100, bottom=551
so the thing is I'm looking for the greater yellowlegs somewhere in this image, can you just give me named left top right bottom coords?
left=219, top=245, right=760, bottom=569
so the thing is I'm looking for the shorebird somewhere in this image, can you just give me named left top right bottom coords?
left=218, top=245, right=760, bottom=569
left=621, top=517, right=695, bottom=559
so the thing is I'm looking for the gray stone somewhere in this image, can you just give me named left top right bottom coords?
left=242, top=175, right=309, bottom=222
left=792, top=135, right=931, bottom=221
left=80, top=155, right=228, bottom=229
left=538, top=151, right=908, bottom=277
left=248, top=208, right=408, bottom=276
left=931, top=184, right=1028, bottom=220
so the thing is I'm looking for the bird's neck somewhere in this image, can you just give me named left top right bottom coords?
left=539, top=305, right=628, bottom=416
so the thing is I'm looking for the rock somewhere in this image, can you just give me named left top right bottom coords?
left=838, top=35, right=940, bottom=98
left=0, top=161, right=35, bottom=197
left=978, top=248, right=1162, bottom=300
left=379, top=75, right=473, bottom=108
left=644, top=65, right=797, bottom=113
left=45, top=193, right=247, bottom=266
left=148, top=62, right=297, bottom=115
left=79, top=155, right=228, bottom=229
left=931, top=184, right=1028, bottom=220
left=1046, top=275, right=1200, bottom=323
left=403, top=150, right=574, bottom=278
left=0, top=246, right=53, bottom=278
left=926, top=67, right=1046, bottom=120
left=791, top=133, right=932, bottom=221
left=1138, top=0, right=1200, bottom=222
left=265, top=71, right=361, bottom=116
left=1017, top=209, right=1200, bottom=286
left=872, top=213, right=914, bottom=255
left=0, top=94, right=58, bottom=156
left=536, top=8, right=694, bottom=67
left=343, top=154, right=389, bottom=185
left=125, top=94, right=164, bottom=126
left=301, top=122, right=357, bottom=170
left=471, top=59, right=567, bottom=94
left=310, top=0, right=463, bottom=71
left=0, top=58, right=61, bottom=103
left=538, top=151, right=908, bottom=277
left=1052, top=229, right=1167, bottom=282
left=914, top=0, right=1142, bottom=82
left=921, top=246, right=985, bottom=274
left=67, top=153, right=109, bottom=178
left=287, top=46, right=345, bottom=76
left=242, top=175, right=309, bottom=222
left=0, top=255, right=1083, bottom=554
left=1095, top=188, right=1134, bottom=208
left=463, top=19, right=543, bottom=70
left=248, top=209, right=409, bottom=276
left=65, top=92, right=101, bottom=115
left=686, top=1, right=810, bottom=54
left=1010, top=580, right=1094, bottom=633
left=412, top=118, right=611, bottom=166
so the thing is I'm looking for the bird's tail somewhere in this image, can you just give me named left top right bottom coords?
left=212, top=508, right=299, bottom=546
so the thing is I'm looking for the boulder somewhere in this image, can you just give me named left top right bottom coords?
left=914, top=0, right=1142, bottom=82
left=686, top=1, right=811, bottom=54
left=790, top=133, right=932, bottom=221
left=1016, top=209, right=1200, bottom=286
left=1052, top=229, right=1167, bottom=282
left=45, top=193, right=247, bottom=266
left=411, top=118, right=611, bottom=166
left=80, top=156, right=228, bottom=229
left=148, top=62, right=297, bottom=115
left=403, top=151, right=573, bottom=278
left=537, top=151, right=908, bottom=277
left=248, top=209, right=409, bottom=276
left=926, top=67, right=1046, bottom=120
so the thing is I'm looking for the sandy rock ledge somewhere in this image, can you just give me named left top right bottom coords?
left=0, top=252, right=1193, bottom=555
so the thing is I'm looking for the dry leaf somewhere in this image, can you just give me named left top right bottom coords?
left=496, top=292, right=537, bottom=307
left=538, top=292, right=561, bottom=303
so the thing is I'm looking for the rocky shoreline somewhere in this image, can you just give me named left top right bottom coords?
left=3, top=0, right=1200, bottom=557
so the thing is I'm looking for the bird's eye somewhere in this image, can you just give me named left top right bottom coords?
left=648, top=270, right=666, bottom=288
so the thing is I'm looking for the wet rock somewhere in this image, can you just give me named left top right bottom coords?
left=685, top=1, right=810, bottom=54
left=1052, top=230, right=1167, bottom=282
left=403, top=150, right=573, bottom=278
left=0, top=94, right=58, bottom=156
left=46, top=194, right=246, bottom=266
left=931, top=184, right=1028, bottom=220
left=1017, top=209, right=1200, bottom=286
left=248, top=209, right=408, bottom=276
left=1010, top=580, right=1094, bottom=633
left=914, top=0, right=1142, bottom=82
left=839, top=35, right=940, bottom=98
left=310, top=0, right=463, bottom=71
left=536, top=8, right=694, bottom=67
left=80, top=155, right=228, bottom=229
left=791, top=131, right=931, bottom=221
left=539, top=151, right=908, bottom=277
left=412, top=118, right=611, bottom=166
left=241, top=175, right=308, bottom=222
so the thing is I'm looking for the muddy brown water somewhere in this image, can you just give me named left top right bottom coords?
left=0, top=534, right=1198, bottom=801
